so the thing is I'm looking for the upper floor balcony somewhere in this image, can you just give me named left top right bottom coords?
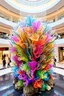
left=0, top=37, right=64, bottom=48
left=48, top=17, right=64, bottom=28
left=0, top=38, right=10, bottom=47
left=54, top=38, right=64, bottom=47
left=0, top=17, right=64, bottom=28
left=0, top=17, right=17, bottom=28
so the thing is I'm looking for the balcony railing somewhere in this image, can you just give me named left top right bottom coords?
left=54, top=38, right=64, bottom=45
left=0, top=38, right=10, bottom=47
left=0, top=38, right=64, bottom=47
left=0, top=17, right=17, bottom=27
left=48, top=17, right=64, bottom=27
left=0, top=17, right=64, bottom=28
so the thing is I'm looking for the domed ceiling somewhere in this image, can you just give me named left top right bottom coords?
left=5, top=0, right=60, bottom=13
left=16, top=0, right=49, bottom=6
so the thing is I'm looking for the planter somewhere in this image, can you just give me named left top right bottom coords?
left=23, top=85, right=38, bottom=96
left=13, top=87, right=59, bottom=96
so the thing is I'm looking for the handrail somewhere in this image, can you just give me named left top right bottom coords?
left=0, top=17, right=64, bottom=28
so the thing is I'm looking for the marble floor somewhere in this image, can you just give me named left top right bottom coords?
left=0, top=72, right=64, bottom=96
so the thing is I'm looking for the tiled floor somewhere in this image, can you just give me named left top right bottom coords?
left=0, top=73, right=64, bottom=96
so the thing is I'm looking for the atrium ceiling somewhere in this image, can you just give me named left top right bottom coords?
left=0, top=0, right=64, bottom=17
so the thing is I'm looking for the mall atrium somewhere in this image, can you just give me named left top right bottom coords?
left=0, top=0, right=64, bottom=96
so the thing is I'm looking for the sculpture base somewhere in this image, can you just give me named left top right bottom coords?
left=14, top=88, right=59, bottom=96
left=23, top=85, right=38, bottom=96
left=13, top=78, right=58, bottom=96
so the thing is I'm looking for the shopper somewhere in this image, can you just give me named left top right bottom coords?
left=5, top=54, right=11, bottom=68
left=2, top=54, right=6, bottom=68
left=8, top=57, right=11, bottom=67
left=53, top=57, right=56, bottom=67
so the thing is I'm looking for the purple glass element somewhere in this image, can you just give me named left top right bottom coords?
left=12, top=55, right=21, bottom=67
left=32, top=21, right=40, bottom=32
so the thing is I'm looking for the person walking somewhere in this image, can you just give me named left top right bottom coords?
left=8, top=57, right=11, bottom=67
left=54, top=57, right=56, bottom=67
left=2, top=54, right=6, bottom=68
left=5, top=54, right=11, bottom=68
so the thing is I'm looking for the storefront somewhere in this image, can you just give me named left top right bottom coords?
left=0, top=47, right=10, bottom=64
left=59, top=47, right=64, bottom=62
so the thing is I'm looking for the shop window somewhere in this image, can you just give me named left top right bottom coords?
left=59, top=47, right=64, bottom=62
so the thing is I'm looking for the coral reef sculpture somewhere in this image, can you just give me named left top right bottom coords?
left=10, top=16, right=54, bottom=95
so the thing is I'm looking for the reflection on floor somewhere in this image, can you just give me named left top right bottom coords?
left=0, top=73, right=64, bottom=96
left=0, top=68, right=11, bottom=76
